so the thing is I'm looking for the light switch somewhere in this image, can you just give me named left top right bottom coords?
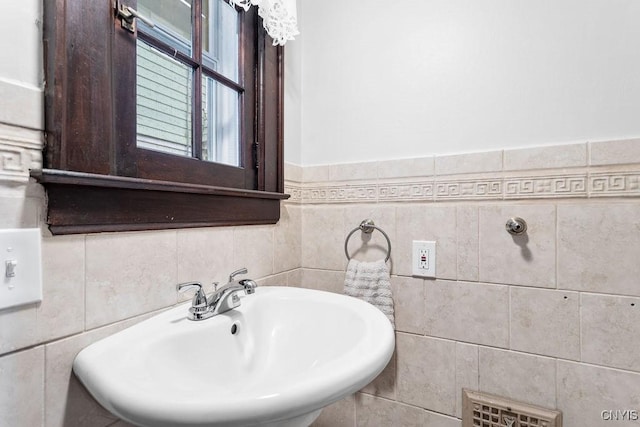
left=1, top=229, right=42, bottom=310
left=5, top=259, right=18, bottom=277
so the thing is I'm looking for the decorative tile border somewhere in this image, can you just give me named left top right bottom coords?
left=4, top=128, right=638, bottom=201
left=302, top=184, right=378, bottom=204
left=435, top=178, right=503, bottom=200
left=289, top=169, right=640, bottom=204
left=284, top=137, right=640, bottom=204
left=378, top=181, right=434, bottom=202
left=283, top=183, right=302, bottom=204
left=589, top=171, right=640, bottom=197
left=504, top=174, right=588, bottom=199
left=0, top=125, right=43, bottom=184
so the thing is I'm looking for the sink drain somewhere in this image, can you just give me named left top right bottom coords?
left=230, top=323, right=240, bottom=335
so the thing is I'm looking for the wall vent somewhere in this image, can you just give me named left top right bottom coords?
left=462, top=389, right=562, bottom=427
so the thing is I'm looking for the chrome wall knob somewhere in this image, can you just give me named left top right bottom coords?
left=506, top=217, right=527, bottom=235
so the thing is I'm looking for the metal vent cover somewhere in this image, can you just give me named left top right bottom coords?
left=462, top=389, right=562, bottom=427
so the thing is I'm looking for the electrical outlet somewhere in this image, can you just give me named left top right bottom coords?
left=412, top=240, right=436, bottom=278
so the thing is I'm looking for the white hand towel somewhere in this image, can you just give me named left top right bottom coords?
left=344, top=258, right=395, bottom=327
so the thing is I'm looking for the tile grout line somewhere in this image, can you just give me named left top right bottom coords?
left=41, top=342, right=46, bottom=426
left=555, top=356, right=559, bottom=410
left=454, top=340, right=459, bottom=417
left=508, top=285, right=512, bottom=350
left=476, top=344, right=482, bottom=394
left=579, top=292, right=583, bottom=363
left=555, top=204, right=559, bottom=290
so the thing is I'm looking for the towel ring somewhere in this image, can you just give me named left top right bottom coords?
left=344, top=219, right=392, bottom=262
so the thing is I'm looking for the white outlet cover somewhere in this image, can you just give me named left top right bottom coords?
left=412, top=240, right=436, bottom=278
left=0, top=229, right=42, bottom=310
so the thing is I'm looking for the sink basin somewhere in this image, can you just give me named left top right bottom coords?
left=73, top=286, right=395, bottom=427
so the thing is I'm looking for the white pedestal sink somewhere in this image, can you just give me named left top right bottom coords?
left=73, top=286, right=395, bottom=427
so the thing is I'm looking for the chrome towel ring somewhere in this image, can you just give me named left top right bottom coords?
left=344, top=219, right=392, bottom=262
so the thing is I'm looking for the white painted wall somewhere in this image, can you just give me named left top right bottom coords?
left=0, top=0, right=43, bottom=130
left=283, top=8, right=303, bottom=165
left=289, top=0, right=640, bottom=166
left=0, top=0, right=42, bottom=86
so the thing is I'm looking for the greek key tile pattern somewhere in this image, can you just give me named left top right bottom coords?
left=301, top=184, right=378, bottom=204
left=589, top=172, right=640, bottom=197
left=378, top=181, right=435, bottom=201
left=291, top=169, right=640, bottom=204
left=435, top=179, right=502, bottom=200
left=283, top=183, right=302, bottom=204
left=0, top=132, right=43, bottom=183
left=504, top=175, right=587, bottom=199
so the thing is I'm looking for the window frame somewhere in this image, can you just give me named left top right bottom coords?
left=37, top=0, right=287, bottom=235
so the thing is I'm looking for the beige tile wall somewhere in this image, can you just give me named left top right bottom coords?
left=297, top=139, right=640, bottom=427
left=2, top=132, right=640, bottom=427
left=0, top=212, right=302, bottom=427
left=0, top=123, right=302, bottom=427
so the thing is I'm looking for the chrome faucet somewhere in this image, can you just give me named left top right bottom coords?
left=176, top=267, right=257, bottom=321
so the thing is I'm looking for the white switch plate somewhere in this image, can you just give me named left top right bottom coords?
left=0, top=229, right=42, bottom=310
left=412, top=240, right=436, bottom=278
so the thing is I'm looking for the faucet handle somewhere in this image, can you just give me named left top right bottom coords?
left=228, top=267, right=248, bottom=282
left=176, top=282, right=208, bottom=311
left=177, top=282, right=202, bottom=293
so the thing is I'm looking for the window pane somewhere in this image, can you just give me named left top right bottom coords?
left=202, top=76, right=240, bottom=166
left=202, top=0, right=240, bottom=82
left=137, top=40, right=193, bottom=157
left=137, top=0, right=192, bottom=55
